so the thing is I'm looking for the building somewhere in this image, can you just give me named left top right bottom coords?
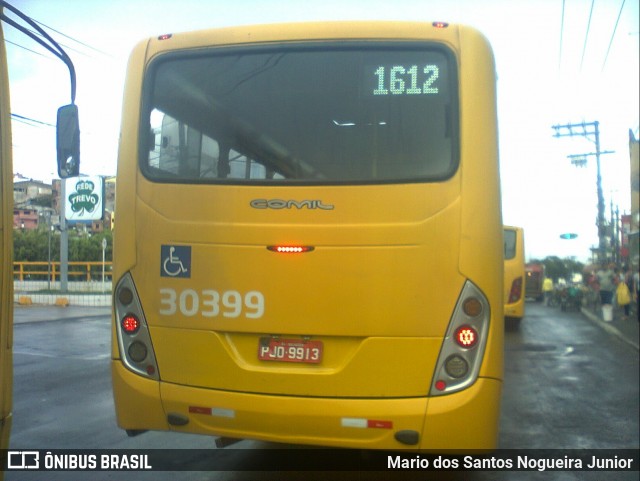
left=629, top=130, right=639, bottom=269
left=13, top=178, right=52, bottom=207
left=12, top=207, right=39, bottom=230
left=15, top=175, right=115, bottom=233
left=12, top=177, right=54, bottom=230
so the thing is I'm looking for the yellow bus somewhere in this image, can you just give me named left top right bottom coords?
left=1, top=1, right=79, bottom=459
left=112, top=21, right=503, bottom=450
left=503, top=226, right=525, bottom=322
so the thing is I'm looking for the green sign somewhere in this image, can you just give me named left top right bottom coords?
left=65, top=176, right=104, bottom=221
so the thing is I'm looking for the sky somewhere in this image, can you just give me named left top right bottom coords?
left=4, top=0, right=639, bottom=262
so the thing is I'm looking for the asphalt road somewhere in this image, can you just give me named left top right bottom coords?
left=4, top=302, right=639, bottom=480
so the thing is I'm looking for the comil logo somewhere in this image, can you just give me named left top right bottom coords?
left=250, top=199, right=334, bottom=210
left=8, top=451, right=40, bottom=469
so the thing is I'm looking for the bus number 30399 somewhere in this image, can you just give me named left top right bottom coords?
left=159, top=288, right=265, bottom=318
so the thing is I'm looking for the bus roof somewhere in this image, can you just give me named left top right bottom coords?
left=139, top=21, right=490, bottom=61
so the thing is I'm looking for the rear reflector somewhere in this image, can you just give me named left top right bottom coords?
left=189, top=406, right=236, bottom=418
left=341, top=418, right=393, bottom=429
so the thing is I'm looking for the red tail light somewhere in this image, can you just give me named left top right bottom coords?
left=454, top=325, right=478, bottom=349
left=508, top=277, right=523, bottom=303
left=122, top=314, right=140, bottom=334
left=114, top=273, right=159, bottom=380
left=431, top=281, right=490, bottom=396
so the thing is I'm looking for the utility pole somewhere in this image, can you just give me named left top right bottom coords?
left=552, top=121, right=614, bottom=263
left=611, top=202, right=620, bottom=266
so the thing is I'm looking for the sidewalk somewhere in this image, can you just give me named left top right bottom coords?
left=14, top=280, right=110, bottom=307
left=581, top=304, right=639, bottom=351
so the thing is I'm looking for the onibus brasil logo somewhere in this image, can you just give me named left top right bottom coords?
left=68, top=180, right=100, bottom=216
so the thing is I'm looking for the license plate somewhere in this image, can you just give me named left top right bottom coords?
left=258, top=337, right=323, bottom=364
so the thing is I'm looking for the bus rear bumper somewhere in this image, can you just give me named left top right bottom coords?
left=113, top=362, right=501, bottom=450
left=504, top=301, right=524, bottom=320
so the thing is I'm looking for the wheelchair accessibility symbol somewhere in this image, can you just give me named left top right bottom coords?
left=161, top=245, right=191, bottom=278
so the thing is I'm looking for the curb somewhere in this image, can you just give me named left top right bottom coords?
left=13, top=293, right=111, bottom=307
left=581, top=307, right=639, bottom=351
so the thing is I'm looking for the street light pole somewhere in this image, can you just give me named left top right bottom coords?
left=593, top=122, right=606, bottom=260
left=46, top=210, right=52, bottom=290
left=60, top=179, right=68, bottom=293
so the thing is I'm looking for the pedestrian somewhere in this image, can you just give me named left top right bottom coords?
left=634, top=268, right=640, bottom=322
left=542, top=277, right=553, bottom=306
left=623, top=265, right=634, bottom=297
left=596, top=263, right=615, bottom=321
left=587, top=269, right=600, bottom=309
left=616, top=275, right=631, bottom=320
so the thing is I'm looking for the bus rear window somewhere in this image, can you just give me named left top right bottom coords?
left=141, top=43, right=458, bottom=184
left=504, top=230, right=517, bottom=260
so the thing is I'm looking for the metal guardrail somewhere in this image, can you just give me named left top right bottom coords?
left=13, top=261, right=113, bottom=282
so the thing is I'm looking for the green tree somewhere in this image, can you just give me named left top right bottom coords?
left=13, top=228, right=112, bottom=262
left=529, top=256, right=585, bottom=283
left=13, top=228, right=59, bottom=261
left=68, top=231, right=113, bottom=262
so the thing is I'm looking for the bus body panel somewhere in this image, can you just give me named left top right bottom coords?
left=420, top=377, right=501, bottom=450
left=131, top=183, right=465, bottom=397
left=112, top=366, right=500, bottom=450
left=111, top=362, right=169, bottom=432
left=503, top=226, right=525, bottom=320
left=152, top=330, right=443, bottom=397
left=112, top=21, right=502, bottom=449
left=0, top=16, right=14, bottom=453
left=455, top=27, right=503, bottom=382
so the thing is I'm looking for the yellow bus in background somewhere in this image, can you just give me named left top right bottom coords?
left=503, top=226, right=525, bottom=322
left=1, top=0, right=79, bottom=459
left=111, top=21, right=503, bottom=450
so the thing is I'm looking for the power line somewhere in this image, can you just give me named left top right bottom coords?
left=11, top=113, right=55, bottom=127
left=552, top=121, right=614, bottom=262
left=6, top=20, right=101, bottom=59
left=559, top=0, right=565, bottom=69
left=602, top=0, right=626, bottom=71
left=3, top=4, right=110, bottom=60
left=32, top=18, right=111, bottom=57
left=580, top=0, right=595, bottom=72
left=1, top=1, right=76, bottom=103
left=4, top=37, right=50, bottom=58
